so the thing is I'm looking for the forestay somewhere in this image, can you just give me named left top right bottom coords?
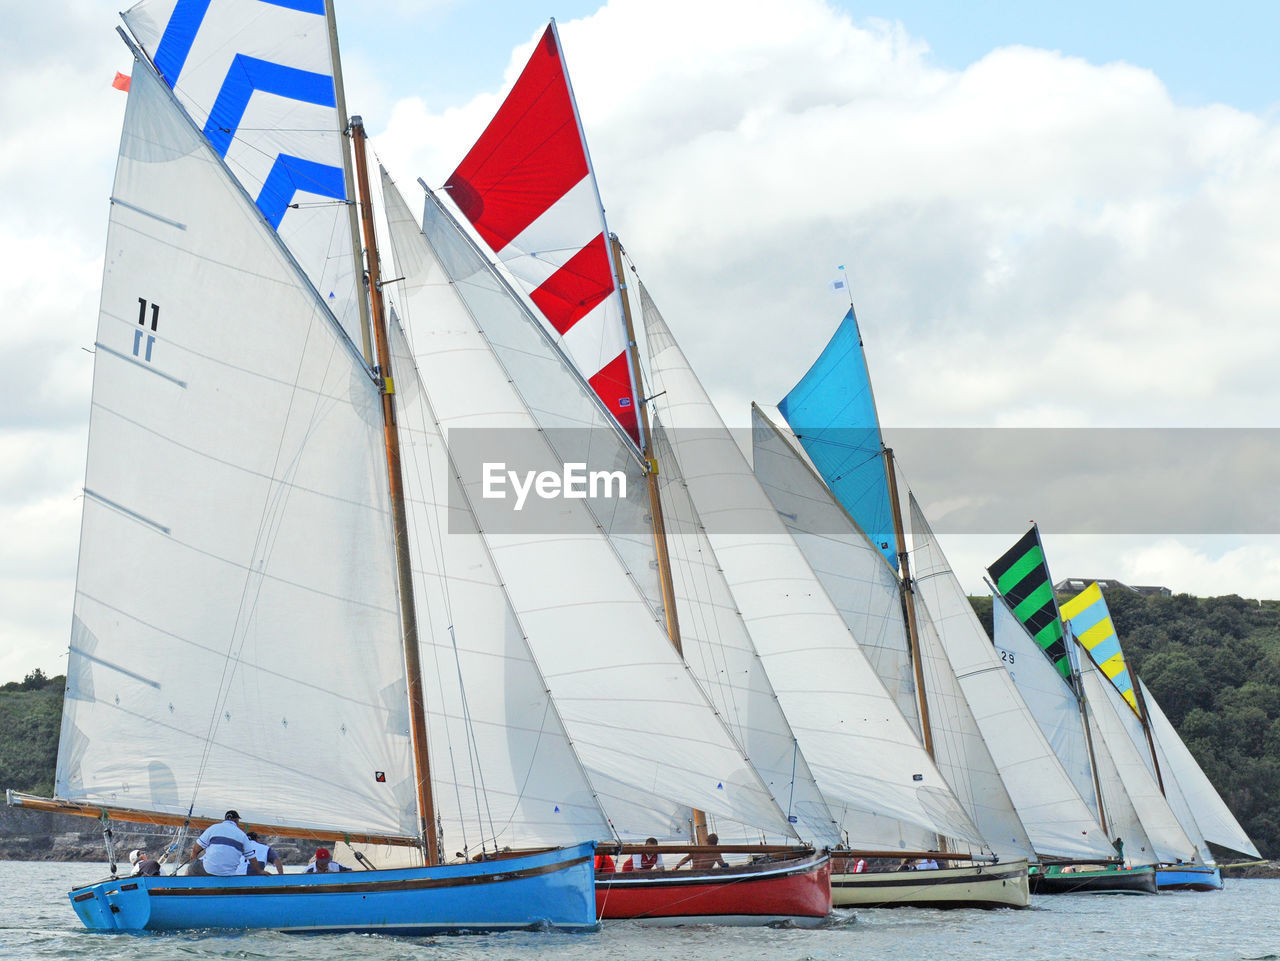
left=641, top=288, right=982, bottom=847
left=57, top=61, right=415, bottom=837
left=123, top=0, right=366, bottom=352
left=379, top=176, right=794, bottom=838
left=909, top=496, right=1114, bottom=860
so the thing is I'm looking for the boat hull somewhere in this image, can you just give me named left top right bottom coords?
left=68, top=842, right=598, bottom=933
left=1156, top=865, right=1223, bottom=892
left=595, top=852, right=830, bottom=925
left=830, top=860, right=1029, bottom=909
left=1031, top=864, right=1158, bottom=895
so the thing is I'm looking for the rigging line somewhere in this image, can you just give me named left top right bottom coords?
left=449, top=623, right=499, bottom=854
left=386, top=329, right=475, bottom=857
left=190, top=298, right=336, bottom=805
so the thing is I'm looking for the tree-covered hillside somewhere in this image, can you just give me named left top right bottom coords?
left=970, top=591, right=1279, bottom=859
left=0, top=670, right=63, bottom=798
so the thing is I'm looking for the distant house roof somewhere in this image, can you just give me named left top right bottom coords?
left=1054, top=578, right=1172, bottom=598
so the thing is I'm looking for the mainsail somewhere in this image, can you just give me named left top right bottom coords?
left=56, top=47, right=415, bottom=838
left=444, top=22, right=641, bottom=444
left=751, top=406, right=917, bottom=729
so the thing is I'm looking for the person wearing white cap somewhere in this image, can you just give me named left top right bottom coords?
left=188, top=810, right=255, bottom=877
left=128, top=848, right=160, bottom=877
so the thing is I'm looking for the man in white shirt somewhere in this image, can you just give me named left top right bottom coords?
left=188, top=810, right=255, bottom=877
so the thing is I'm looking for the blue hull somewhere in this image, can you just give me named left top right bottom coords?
left=68, top=841, right=598, bottom=933
left=1156, top=866, right=1223, bottom=892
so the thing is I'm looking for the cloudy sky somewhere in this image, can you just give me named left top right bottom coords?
left=3, top=0, right=1278, bottom=681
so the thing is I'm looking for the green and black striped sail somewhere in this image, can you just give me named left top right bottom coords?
left=988, top=526, right=1070, bottom=679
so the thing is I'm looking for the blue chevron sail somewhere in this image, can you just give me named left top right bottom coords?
left=778, top=308, right=897, bottom=565
left=123, top=0, right=363, bottom=348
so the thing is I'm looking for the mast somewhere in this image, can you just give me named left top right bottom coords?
left=609, top=233, right=706, bottom=845
left=1131, top=671, right=1167, bottom=795
left=884, top=446, right=948, bottom=856
left=883, top=446, right=933, bottom=757
left=324, top=0, right=374, bottom=365
left=350, top=116, right=439, bottom=865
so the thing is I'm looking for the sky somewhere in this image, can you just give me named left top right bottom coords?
left=2, top=0, right=1279, bottom=682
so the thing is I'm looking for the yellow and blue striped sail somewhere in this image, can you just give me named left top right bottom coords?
left=1061, top=582, right=1139, bottom=715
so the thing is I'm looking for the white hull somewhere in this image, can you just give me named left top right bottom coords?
left=831, top=860, right=1029, bottom=909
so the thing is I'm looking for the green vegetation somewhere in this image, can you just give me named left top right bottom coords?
left=970, top=591, right=1279, bottom=860
left=0, top=669, right=64, bottom=798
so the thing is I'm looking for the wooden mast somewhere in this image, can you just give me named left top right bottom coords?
left=883, top=446, right=933, bottom=758
left=883, top=446, right=947, bottom=859
left=1130, top=668, right=1167, bottom=795
left=609, top=233, right=706, bottom=844
left=350, top=116, right=439, bottom=865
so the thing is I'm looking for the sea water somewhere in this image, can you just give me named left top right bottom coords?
left=0, top=861, right=1276, bottom=961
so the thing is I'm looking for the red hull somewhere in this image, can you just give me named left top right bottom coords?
left=594, top=853, right=831, bottom=923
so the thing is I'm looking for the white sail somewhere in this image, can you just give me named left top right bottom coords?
left=641, top=288, right=982, bottom=847
left=992, top=595, right=1100, bottom=819
left=1082, top=701, right=1158, bottom=865
left=378, top=177, right=794, bottom=838
left=122, top=0, right=366, bottom=353
left=651, top=419, right=842, bottom=846
left=1141, top=679, right=1261, bottom=859
left=387, top=314, right=613, bottom=851
left=909, top=496, right=1115, bottom=860
left=750, top=407, right=919, bottom=731
left=1080, top=658, right=1195, bottom=864
left=751, top=407, right=1031, bottom=857
left=55, top=61, right=415, bottom=837
left=913, top=594, right=1037, bottom=860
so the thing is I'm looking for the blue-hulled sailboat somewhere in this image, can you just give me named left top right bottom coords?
left=4, top=0, right=609, bottom=933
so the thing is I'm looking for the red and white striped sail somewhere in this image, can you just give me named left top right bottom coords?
left=445, top=22, right=641, bottom=445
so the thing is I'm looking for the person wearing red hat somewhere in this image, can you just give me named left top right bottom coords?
left=304, top=846, right=353, bottom=873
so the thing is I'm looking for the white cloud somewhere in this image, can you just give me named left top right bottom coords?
left=4, top=0, right=1280, bottom=678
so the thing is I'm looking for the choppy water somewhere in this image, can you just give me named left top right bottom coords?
left=0, top=861, right=1276, bottom=961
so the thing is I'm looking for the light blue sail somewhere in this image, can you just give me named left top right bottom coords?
left=778, top=309, right=897, bottom=566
